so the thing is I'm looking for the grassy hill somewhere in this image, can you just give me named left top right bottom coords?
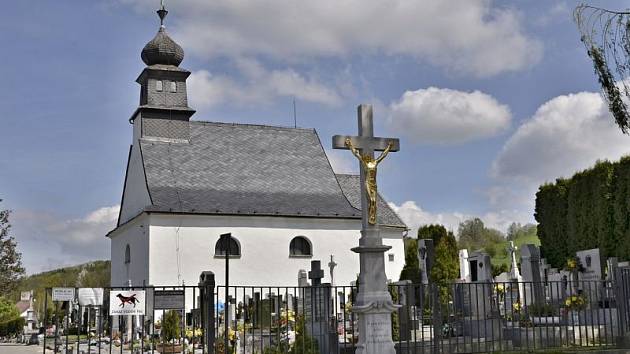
left=9, top=260, right=110, bottom=316
left=490, top=231, right=541, bottom=269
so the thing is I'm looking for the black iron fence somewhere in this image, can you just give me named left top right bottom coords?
left=40, top=270, right=630, bottom=353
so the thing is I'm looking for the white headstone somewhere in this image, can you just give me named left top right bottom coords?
left=459, top=249, right=470, bottom=282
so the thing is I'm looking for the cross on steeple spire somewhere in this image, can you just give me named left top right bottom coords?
left=157, top=0, right=168, bottom=27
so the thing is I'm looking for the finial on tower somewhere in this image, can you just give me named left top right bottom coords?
left=141, top=0, right=184, bottom=66
left=157, top=0, right=168, bottom=27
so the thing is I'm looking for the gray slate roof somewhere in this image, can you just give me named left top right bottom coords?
left=335, top=174, right=406, bottom=228
left=137, top=120, right=406, bottom=228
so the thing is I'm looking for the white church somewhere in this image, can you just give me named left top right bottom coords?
left=107, top=7, right=407, bottom=288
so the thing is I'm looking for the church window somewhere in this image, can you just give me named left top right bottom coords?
left=124, top=244, right=131, bottom=264
left=215, top=236, right=241, bottom=257
left=170, top=81, right=177, bottom=93
left=156, top=80, right=163, bottom=92
left=289, top=236, right=312, bottom=257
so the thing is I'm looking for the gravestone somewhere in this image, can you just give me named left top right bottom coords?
left=540, top=258, right=551, bottom=283
left=417, top=239, right=435, bottom=285
left=467, top=250, right=493, bottom=318
left=606, top=258, right=618, bottom=282
left=392, top=280, right=412, bottom=341
left=305, top=260, right=338, bottom=354
left=576, top=248, right=602, bottom=302
left=520, top=244, right=544, bottom=306
left=507, top=241, right=521, bottom=281
left=328, top=255, right=338, bottom=286
left=547, top=269, right=568, bottom=302
left=459, top=249, right=470, bottom=282
left=605, top=258, right=618, bottom=301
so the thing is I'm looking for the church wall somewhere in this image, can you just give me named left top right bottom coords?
left=145, top=214, right=405, bottom=287
left=109, top=214, right=150, bottom=287
left=118, top=141, right=152, bottom=225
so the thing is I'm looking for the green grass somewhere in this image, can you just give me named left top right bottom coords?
left=490, top=232, right=541, bottom=269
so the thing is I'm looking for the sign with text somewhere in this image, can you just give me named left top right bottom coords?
left=20, top=291, right=31, bottom=302
left=109, top=290, right=145, bottom=316
left=154, top=290, right=185, bottom=310
left=52, top=288, right=75, bottom=302
left=78, top=288, right=104, bottom=306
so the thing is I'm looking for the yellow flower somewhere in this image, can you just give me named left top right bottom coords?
left=228, top=328, right=237, bottom=341
left=512, top=301, right=522, bottom=312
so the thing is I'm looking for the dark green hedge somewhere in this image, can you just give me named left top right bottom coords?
left=535, top=158, right=630, bottom=268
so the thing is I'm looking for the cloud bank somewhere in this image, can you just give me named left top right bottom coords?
left=124, top=0, right=542, bottom=77
left=388, top=87, right=511, bottom=145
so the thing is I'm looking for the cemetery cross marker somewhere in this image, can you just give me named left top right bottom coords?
left=332, top=104, right=400, bottom=354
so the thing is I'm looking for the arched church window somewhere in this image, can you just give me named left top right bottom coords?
left=156, top=80, right=163, bottom=92
left=289, top=236, right=312, bottom=257
left=124, top=244, right=131, bottom=264
left=215, top=236, right=241, bottom=257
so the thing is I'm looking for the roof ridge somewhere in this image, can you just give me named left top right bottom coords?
left=190, top=120, right=315, bottom=132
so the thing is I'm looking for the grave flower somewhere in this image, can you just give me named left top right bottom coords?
left=564, top=294, right=587, bottom=311
left=566, top=256, right=585, bottom=272
left=512, top=301, right=522, bottom=313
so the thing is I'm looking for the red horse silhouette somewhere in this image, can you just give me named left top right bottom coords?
left=116, top=293, right=140, bottom=308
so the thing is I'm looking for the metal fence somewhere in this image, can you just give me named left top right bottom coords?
left=40, top=270, right=630, bottom=353
left=40, top=284, right=212, bottom=354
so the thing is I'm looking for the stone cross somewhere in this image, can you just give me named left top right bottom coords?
left=308, top=260, right=324, bottom=286
left=507, top=241, right=521, bottom=280
left=332, top=104, right=400, bottom=354
left=328, top=255, right=337, bottom=285
left=333, top=104, right=400, bottom=230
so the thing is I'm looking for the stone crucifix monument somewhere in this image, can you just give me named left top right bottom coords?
left=333, top=104, right=400, bottom=354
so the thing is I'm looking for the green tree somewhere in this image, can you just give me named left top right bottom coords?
left=0, top=201, right=24, bottom=294
left=430, top=231, right=459, bottom=283
left=457, top=218, right=504, bottom=252
left=161, top=310, right=181, bottom=342
left=0, top=297, right=23, bottom=337
left=399, top=238, right=420, bottom=283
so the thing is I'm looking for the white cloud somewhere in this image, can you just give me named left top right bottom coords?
left=188, top=59, right=342, bottom=109
left=389, top=200, right=532, bottom=236
left=492, top=92, right=629, bottom=184
left=125, top=0, right=542, bottom=77
left=12, top=205, right=119, bottom=273
left=487, top=91, right=630, bottom=228
left=387, top=87, right=511, bottom=145
left=326, top=149, right=358, bottom=175
left=389, top=201, right=469, bottom=236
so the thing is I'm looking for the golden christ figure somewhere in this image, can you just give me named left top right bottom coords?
left=345, top=138, right=393, bottom=225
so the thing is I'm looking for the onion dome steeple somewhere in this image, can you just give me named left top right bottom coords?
left=130, top=1, right=195, bottom=129
left=141, top=2, right=184, bottom=67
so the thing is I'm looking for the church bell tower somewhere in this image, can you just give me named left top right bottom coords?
left=131, top=3, right=195, bottom=141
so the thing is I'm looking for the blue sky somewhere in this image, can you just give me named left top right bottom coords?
left=2, top=0, right=630, bottom=273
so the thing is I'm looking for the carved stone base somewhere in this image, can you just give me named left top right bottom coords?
left=351, top=227, right=397, bottom=354
left=354, top=310, right=396, bottom=354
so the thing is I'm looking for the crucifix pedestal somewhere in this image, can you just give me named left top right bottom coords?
left=333, top=104, right=400, bottom=354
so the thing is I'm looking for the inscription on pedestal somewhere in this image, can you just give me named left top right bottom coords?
left=366, top=320, right=390, bottom=343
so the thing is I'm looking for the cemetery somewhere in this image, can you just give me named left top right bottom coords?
left=35, top=244, right=630, bottom=353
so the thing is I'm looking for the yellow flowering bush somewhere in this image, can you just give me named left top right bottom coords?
left=185, top=328, right=203, bottom=340
left=512, top=301, right=522, bottom=313
left=564, top=294, right=587, bottom=311
left=495, top=284, right=505, bottom=295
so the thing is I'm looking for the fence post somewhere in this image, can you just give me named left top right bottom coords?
left=431, top=283, right=441, bottom=354
left=199, top=271, right=216, bottom=354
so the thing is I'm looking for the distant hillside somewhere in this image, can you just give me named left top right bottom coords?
left=490, top=229, right=541, bottom=269
left=10, top=261, right=110, bottom=314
